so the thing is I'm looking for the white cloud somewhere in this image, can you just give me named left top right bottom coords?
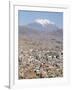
left=35, top=19, right=55, bottom=26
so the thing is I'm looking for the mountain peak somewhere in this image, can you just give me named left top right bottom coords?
left=27, top=18, right=59, bottom=32
left=35, top=19, right=55, bottom=27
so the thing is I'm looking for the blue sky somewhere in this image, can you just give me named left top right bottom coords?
left=18, top=10, right=63, bottom=28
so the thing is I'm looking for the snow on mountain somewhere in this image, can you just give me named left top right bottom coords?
left=35, top=19, right=55, bottom=27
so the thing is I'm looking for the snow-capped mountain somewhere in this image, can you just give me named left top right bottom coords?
left=19, top=19, right=63, bottom=41
left=27, top=19, right=59, bottom=32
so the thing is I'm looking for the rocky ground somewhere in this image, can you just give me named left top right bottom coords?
left=18, top=46, right=63, bottom=79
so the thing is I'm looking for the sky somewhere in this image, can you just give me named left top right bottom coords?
left=18, top=10, right=63, bottom=29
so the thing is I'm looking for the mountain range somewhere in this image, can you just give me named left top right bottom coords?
left=19, top=19, right=63, bottom=41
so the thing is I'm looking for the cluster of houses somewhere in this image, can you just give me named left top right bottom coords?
left=19, top=48, right=63, bottom=63
left=18, top=48, right=63, bottom=79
